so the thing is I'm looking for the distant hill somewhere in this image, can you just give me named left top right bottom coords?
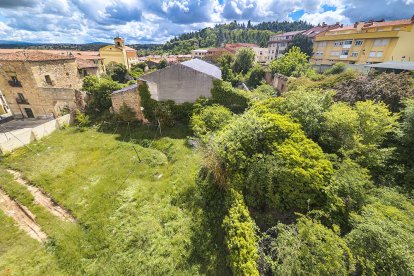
left=163, top=20, right=313, bottom=54
left=0, top=40, right=37, bottom=46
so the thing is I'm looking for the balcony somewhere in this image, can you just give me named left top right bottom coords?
left=343, top=44, right=352, bottom=49
left=16, top=97, right=29, bottom=104
left=340, top=55, right=348, bottom=59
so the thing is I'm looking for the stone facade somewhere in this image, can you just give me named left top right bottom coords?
left=111, top=84, right=145, bottom=121
left=0, top=51, right=83, bottom=119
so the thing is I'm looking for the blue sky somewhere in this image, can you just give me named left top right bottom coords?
left=0, top=0, right=413, bottom=44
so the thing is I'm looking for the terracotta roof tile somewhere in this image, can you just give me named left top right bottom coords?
left=327, top=18, right=412, bottom=33
left=0, top=50, right=76, bottom=62
left=77, top=59, right=98, bottom=69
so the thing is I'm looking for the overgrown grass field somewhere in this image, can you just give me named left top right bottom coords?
left=0, top=125, right=227, bottom=275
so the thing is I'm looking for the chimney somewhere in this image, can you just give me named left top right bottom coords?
left=354, top=21, right=358, bottom=28
left=322, top=22, right=327, bottom=27
left=356, top=22, right=365, bottom=32
left=411, top=15, right=414, bottom=23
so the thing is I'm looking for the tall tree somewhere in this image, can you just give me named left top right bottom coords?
left=285, top=34, right=314, bottom=57
left=232, top=47, right=255, bottom=74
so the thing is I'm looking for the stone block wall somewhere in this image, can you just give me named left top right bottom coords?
left=0, top=59, right=82, bottom=118
left=111, top=87, right=145, bottom=121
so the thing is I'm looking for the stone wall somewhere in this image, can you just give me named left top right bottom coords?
left=0, top=59, right=82, bottom=119
left=111, top=87, right=145, bottom=121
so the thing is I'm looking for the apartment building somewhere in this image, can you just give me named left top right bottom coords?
left=252, top=47, right=271, bottom=63
left=311, top=17, right=414, bottom=65
left=268, top=30, right=305, bottom=60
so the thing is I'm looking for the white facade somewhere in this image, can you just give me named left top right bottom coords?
left=252, top=47, right=271, bottom=63
left=191, top=49, right=208, bottom=58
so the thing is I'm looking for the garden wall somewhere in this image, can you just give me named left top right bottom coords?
left=0, top=114, right=71, bottom=154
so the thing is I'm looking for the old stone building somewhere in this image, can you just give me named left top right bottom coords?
left=111, top=83, right=145, bottom=121
left=0, top=51, right=83, bottom=119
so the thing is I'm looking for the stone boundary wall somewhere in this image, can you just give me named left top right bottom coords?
left=0, top=114, right=71, bottom=154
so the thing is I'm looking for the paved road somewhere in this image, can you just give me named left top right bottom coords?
left=0, top=118, right=54, bottom=133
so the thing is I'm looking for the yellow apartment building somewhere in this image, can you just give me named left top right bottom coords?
left=311, top=17, right=414, bottom=65
left=99, top=37, right=138, bottom=70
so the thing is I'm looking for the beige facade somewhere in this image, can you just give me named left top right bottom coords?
left=311, top=18, right=414, bottom=65
left=268, top=30, right=305, bottom=60
left=252, top=47, right=270, bottom=63
left=111, top=83, right=145, bottom=121
left=0, top=51, right=83, bottom=119
left=0, top=88, right=12, bottom=119
left=99, top=37, right=138, bottom=70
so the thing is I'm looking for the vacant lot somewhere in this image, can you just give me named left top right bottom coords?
left=0, top=125, right=227, bottom=275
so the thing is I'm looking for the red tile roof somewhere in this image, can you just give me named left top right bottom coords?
left=77, top=59, right=98, bottom=69
left=328, top=18, right=413, bottom=32
left=0, top=50, right=75, bottom=62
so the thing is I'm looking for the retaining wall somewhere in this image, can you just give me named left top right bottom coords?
left=0, top=114, right=71, bottom=154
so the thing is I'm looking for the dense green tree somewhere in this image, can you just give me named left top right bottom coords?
left=269, top=46, right=310, bottom=77
left=346, top=188, right=414, bottom=275
left=213, top=109, right=333, bottom=211
left=222, top=189, right=259, bottom=276
left=397, top=98, right=414, bottom=190
left=82, top=76, right=122, bottom=114
left=252, top=84, right=276, bottom=97
left=157, top=59, right=168, bottom=69
left=106, top=62, right=129, bottom=83
left=285, top=34, right=314, bottom=57
left=319, top=101, right=398, bottom=155
left=233, top=48, right=255, bottom=74
left=191, top=105, right=233, bottom=141
left=334, top=72, right=414, bottom=112
left=261, top=217, right=355, bottom=275
left=246, top=64, right=265, bottom=89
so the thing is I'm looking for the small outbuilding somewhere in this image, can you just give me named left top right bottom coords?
left=111, top=59, right=222, bottom=121
left=138, top=59, right=221, bottom=103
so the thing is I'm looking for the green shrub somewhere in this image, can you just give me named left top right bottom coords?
left=154, top=102, right=175, bottom=127
left=138, top=82, right=157, bottom=122
left=324, top=62, right=346, bottom=75
left=75, top=110, right=91, bottom=129
left=213, top=109, right=333, bottom=211
left=222, top=189, right=259, bottom=276
left=117, top=103, right=137, bottom=122
left=261, top=217, right=355, bottom=275
left=346, top=188, right=414, bottom=275
left=211, top=80, right=250, bottom=113
left=191, top=105, right=233, bottom=141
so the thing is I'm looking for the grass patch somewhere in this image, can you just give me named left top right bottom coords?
left=0, top=125, right=228, bottom=275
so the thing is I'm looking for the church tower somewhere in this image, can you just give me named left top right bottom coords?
left=114, top=36, right=125, bottom=48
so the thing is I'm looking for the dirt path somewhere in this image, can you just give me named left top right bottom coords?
left=0, top=189, right=47, bottom=242
left=7, top=169, right=76, bottom=223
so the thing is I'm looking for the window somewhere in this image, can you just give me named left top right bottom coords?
left=330, top=51, right=340, bottom=56
left=341, top=50, right=349, bottom=56
left=369, top=51, right=376, bottom=58
left=45, top=75, right=53, bottom=85
left=9, top=76, right=22, bottom=87
left=315, top=51, right=324, bottom=56
left=344, top=40, right=352, bottom=45
left=16, top=93, right=28, bottom=104
left=374, top=39, right=389, bottom=46
left=376, top=51, right=383, bottom=58
left=24, top=108, right=34, bottom=118
left=354, top=40, right=363, bottom=46
left=351, top=51, right=359, bottom=57
left=333, top=41, right=343, bottom=47
left=318, top=41, right=327, bottom=47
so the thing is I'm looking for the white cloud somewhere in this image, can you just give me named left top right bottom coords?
left=0, top=0, right=411, bottom=43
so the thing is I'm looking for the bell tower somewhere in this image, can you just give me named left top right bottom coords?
left=114, top=36, right=125, bottom=48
